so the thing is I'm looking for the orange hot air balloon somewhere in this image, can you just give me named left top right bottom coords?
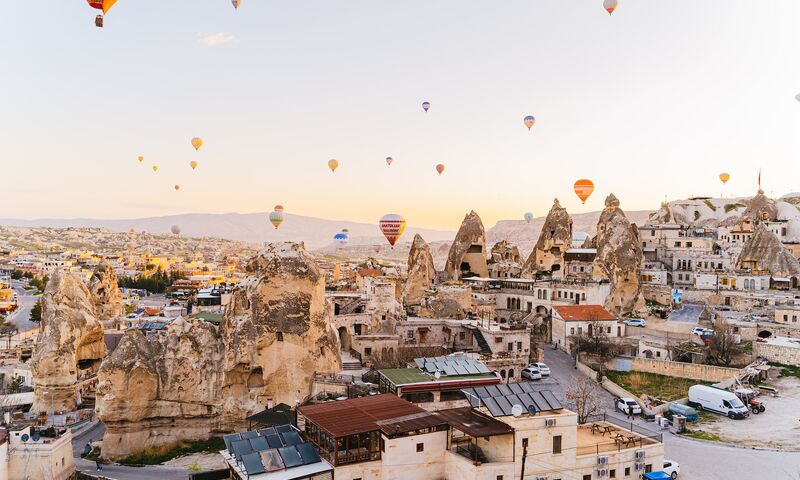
left=328, top=159, right=339, bottom=172
left=274, top=205, right=284, bottom=212
left=719, top=173, right=730, bottom=185
left=174, top=185, right=181, bottom=191
left=435, top=164, right=445, bottom=175
left=152, top=165, right=158, bottom=172
left=137, top=155, right=144, bottom=163
left=574, top=179, right=594, bottom=204
left=87, top=0, right=117, bottom=14
left=190, top=161, right=198, bottom=170
left=603, top=0, right=618, bottom=15
left=379, top=214, right=406, bottom=247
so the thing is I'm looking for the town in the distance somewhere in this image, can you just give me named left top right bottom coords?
left=1, top=187, right=799, bottom=480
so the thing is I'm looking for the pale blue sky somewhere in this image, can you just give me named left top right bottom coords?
left=2, top=1, right=799, bottom=229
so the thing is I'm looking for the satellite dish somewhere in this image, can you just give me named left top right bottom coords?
left=511, top=404, right=524, bottom=417
left=527, top=405, right=538, bottom=417
left=31, top=433, right=40, bottom=442
left=20, top=434, right=29, bottom=442
left=434, top=371, right=441, bottom=380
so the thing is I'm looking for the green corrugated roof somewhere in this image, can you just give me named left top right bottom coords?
left=379, top=368, right=496, bottom=387
left=194, top=311, right=223, bottom=324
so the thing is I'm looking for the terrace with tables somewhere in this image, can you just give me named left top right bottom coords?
left=576, top=419, right=662, bottom=456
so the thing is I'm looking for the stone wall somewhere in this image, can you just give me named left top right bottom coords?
left=753, top=342, right=800, bottom=366
left=628, top=357, right=742, bottom=383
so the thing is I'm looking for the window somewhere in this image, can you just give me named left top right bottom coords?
left=497, top=477, right=504, bottom=480
left=686, top=241, right=693, bottom=247
left=459, top=331, right=466, bottom=340
left=364, top=347, right=372, bottom=356
left=416, top=443, right=424, bottom=452
left=522, top=438, right=529, bottom=448
left=625, top=467, right=631, bottom=476
left=645, top=464, right=653, bottom=473
left=675, top=241, right=681, bottom=247
left=570, top=328, right=575, bottom=335
left=276, top=331, right=284, bottom=342
left=407, top=330, right=414, bottom=339
left=508, top=342, right=514, bottom=352
left=583, top=475, right=591, bottom=480
left=552, top=435, right=562, bottom=454
left=517, top=341, right=523, bottom=351
left=794, top=316, right=798, bottom=323
left=610, top=469, right=616, bottom=478
left=784, top=315, right=789, bottom=322
left=508, top=369, right=515, bottom=378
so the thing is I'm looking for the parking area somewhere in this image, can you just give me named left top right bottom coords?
left=692, top=376, right=800, bottom=450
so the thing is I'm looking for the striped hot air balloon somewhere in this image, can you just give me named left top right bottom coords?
left=574, top=179, right=595, bottom=204
left=379, top=214, right=406, bottom=247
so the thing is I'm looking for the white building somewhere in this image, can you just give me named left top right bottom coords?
left=5, top=426, right=75, bottom=480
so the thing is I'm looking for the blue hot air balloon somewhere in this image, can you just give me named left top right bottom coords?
left=334, top=232, right=349, bottom=248
left=422, top=101, right=431, bottom=112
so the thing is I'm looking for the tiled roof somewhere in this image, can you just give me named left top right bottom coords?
left=553, top=305, right=616, bottom=322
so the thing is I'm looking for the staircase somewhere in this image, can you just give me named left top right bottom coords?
left=468, top=326, right=493, bottom=355
left=340, top=350, right=363, bottom=371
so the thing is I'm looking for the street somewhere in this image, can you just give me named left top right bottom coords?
left=541, top=348, right=800, bottom=480
left=6, top=280, right=40, bottom=332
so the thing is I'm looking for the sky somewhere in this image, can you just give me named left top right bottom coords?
left=2, top=1, right=800, bottom=231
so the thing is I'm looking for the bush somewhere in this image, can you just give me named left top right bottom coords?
left=694, top=211, right=701, bottom=221
left=724, top=203, right=745, bottom=213
left=703, top=199, right=717, bottom=212
left=118, top=437, right=225, bottom=466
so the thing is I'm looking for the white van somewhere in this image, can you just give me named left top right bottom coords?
left=688, top=385, right=749, bottom=419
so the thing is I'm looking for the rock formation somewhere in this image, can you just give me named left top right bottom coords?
left=96, top=242, right=341, bottom=460
left=31, top=271, right=107, bottom=413
left=403, top=234, right=436, bottom=306
left=593, top=194, right=646, bottom=315
left=647, top=201, right=685, bottom=225
left=488, top=240, right=523, bottom=278
left=737, top=225, right=800, bottom=277
left=523, top=199, right=573, bottom=277
left=445, top=211, right=489, bottom=280
left=89, top=262, right=124, bottom=322
left=743, top=190, right=778, bottom=223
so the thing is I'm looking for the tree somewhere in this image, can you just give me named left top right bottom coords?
left=30, top=300, right=42, bottom=322
left=8, top=376, right=24, bottom=394
left=573, top=320, right=621, bottom=366
left=705, top=318, right=746, bottom=367
left=565, top=376, right=604, bottom=424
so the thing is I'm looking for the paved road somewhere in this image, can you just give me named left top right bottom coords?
left=7, top=280, right=39, bottom=332
left=542, top=348, right=800, bottom=480
left=668, top=304, right=703, bottom=324
left=71, top=421, right=192, bottom=480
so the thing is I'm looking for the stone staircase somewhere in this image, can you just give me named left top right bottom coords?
left=468, top=326, right=493, bottom=355
left=340, top=350, right=363, bottom=371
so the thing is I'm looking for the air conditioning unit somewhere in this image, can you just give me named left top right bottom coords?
left=597, top=468, right=608, bottom=478
left=534, top=476, right=548, bottom=480
left=597, top=455, right=609, bottom=465
left=635, top=449, right=646, bottom=459
left=635, top=462, right=646, bottom=471
left=545, top=418, right=556, bottom=427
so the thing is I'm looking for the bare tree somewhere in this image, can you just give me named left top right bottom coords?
left=705, top=317, right=746, bottom=367
left=574, top=320, right=620, bottom=365
left=565, top=376, right=604, bottom=424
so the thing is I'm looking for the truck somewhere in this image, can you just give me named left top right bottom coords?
left=687, top=385, right=749, bottom=419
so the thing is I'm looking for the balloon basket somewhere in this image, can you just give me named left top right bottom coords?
left=95, top=15, right=104, bottom=27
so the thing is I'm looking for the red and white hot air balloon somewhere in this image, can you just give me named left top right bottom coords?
left=379, top=214, right=406, bottom=247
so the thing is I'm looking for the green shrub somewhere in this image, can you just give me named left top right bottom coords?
left=724, top=203, right=745, bottom=213
left=118, top=437, right=225, bottom=466
left=703, top=199, right=717, bottom=211
left=694, top=211, right=701, bottom=221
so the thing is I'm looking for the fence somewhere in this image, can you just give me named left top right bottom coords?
left=584, top=413, right=663, bottom=442
left=189, top=469, right=230, bottom=480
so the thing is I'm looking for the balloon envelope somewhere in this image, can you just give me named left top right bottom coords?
left=87, top=0, right=117, bottom=14
left=170, top=225, right=181, bottom=235
left=232, top=0, right=241, bottom=9
left=435, top=164, right=445, bottom=175
left=174, top=185, right=180, bottom=191
left=524, top=115, right=535, bottom=130
left=274, top=205, right=284, bottom=212
left=190, top=161, right=198, bottom=170
left=191, top=137, right=203, bottom=151
left=328, top=159, right=339, bottom=172
left=524, top=212, right=534, bottom=223
left=574, top=179, right=595, bottom=204
left=719, top=173, right=730, bottom=184
left=333, top=232, right=349, bottom=247
left=386, top=156, right=393, bottom=166
left=796, top=94, right=800, bottom=102
left=603, top=0, right=618, bottom=14
left=269, top=210, right=284, bottom=229
left=152, top=165, right=158, bottom=172
left=379, top=214, right=406, bottom=246
left=422, top=101, right=431, bottom=112
left=137, top=155, right=144, bottom=162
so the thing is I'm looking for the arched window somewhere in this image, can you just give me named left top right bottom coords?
left=508, top=369, right=515, bottom=378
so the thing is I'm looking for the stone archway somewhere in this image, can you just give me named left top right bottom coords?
left=338, top=326, right=352, bottom=351
left=757, top=330, right=773, bottom=339
left=642, top=350, right=654, bottom=359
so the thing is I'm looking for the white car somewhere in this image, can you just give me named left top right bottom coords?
left=624, top=318, right=647, bottom=327
left=521, top=367, right=542, bottom=380
left=616, top=397, right=642, bottom=415
left=529, top=362, right=550, bottom=376
left=662, top=459, right=680, bottom=479
left=692, top=326, right=713, bottom=336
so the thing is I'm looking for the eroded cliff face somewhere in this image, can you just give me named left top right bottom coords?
left=403, top=234, right=436, bottom=306
left=737, top=225, right=800, bottom=276
left=31, top=271, right=107, bottom=413
left=593, top=194, right=646, bottom=315
left=523, top=199, right=572, bottom=277
left=89, top=262, right=124, bottom=322
left=444, top=211, right=489, bottom=280
left=96, top=242, right=341, bottom=460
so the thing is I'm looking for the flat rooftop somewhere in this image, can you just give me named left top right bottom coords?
left=575, top=423, right=658, bottom=456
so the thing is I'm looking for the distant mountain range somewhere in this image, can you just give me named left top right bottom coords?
left=0, top=208, right=655, bottom=254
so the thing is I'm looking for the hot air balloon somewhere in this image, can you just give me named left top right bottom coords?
left=174, top=185, right=180, bottom=191
left=190, top=161, right=198, bottom=170
left=386, top=156, right=393, bottom=166
left=379, top=214, right=406, bottom=247
left=232, top=0, right=242, bottom=9
left=574, top=179, right=595, bottom=204
left=152, top=165, right=158, bottom=172
left=524, top=212, right=534, bottom=223
left=137, top=156, right=144, bottom=163
left=171, top=225, right=181, bottom=235
left=87, top=0, right=117, bottom=27
left=603, top=0, right=618, bottom=15
left=269, top=210, right=284, bottom=229
left=191, top=137, right=203, bottom=151
left=274, top=205, right=284, bottom=212
left=524, top=115, right=536, bottom=131
left=328, top=159, right=339, bottom=172
left=435, top=164, right=445, bottom=175
left=796, top=94, right=800, bottom=103
left=719, top=173, right=730, bottom=184
left=333, top=232, right=349, bottom=248
left=422, top=101, right=431, bottom=112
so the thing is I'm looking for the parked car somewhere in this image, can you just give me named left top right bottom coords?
left=529, top=362, right=550, bottom=376
left=688, top=385, right=749, bottom=419
left=616, top=397, right=642, bottom=415
left=624, top=318, right=647, bottom=327
left=521, top=367, right=542, bottom=380
left=691, top=326, right=707, bottom=336
left=662, top=459, right=680, bottom=479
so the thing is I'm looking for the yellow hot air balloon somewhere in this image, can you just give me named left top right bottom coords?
left=719, top=173, right=730, bottom=185
left=137, top=155, right=144, bottom=163
left=328, top=159, right=339, bottom=172
left=152, top=165, right=158, bottom=172
left=191, top=137, right=203, bottom=151
left=190, top=161, right=198, bottom=170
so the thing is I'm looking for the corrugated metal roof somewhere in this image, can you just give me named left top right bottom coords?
left=432, top=407, right=514, bottom=438
left=298, top=394, right=425, bottom=438
left=375, top=411, right=447, bottom=437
